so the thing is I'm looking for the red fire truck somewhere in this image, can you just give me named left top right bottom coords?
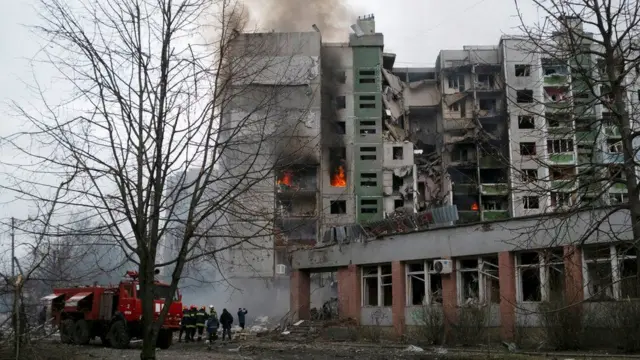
left=42, top=270, right=183, bottom=349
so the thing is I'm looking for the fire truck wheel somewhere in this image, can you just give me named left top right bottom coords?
left=156, top=329, right=172, bottom=349
left=60, top=319, right=74, bottom=344
left=108, top=321, right=130, bottom=349
left=73, top=319, right=91, bottom=345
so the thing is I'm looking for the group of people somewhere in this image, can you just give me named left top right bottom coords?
left=179, top=305, right=248, bottom=345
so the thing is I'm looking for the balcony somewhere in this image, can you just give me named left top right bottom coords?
left=276, top=207, right=317, bottom=218
left=543, top=74, right=570, bottom=86
left=550, top=179, right=577, bottom=192
left=545, top=100, right=572, bottom=113
left=609, top=182, right=628, bottom=193
left=602, top=152, right=623, bottom=164
left=480, top=183, right=509, bottom=196
left=548, top=152, right=575, bottom=165
left=479, top=156, right=503, bottom=168
left=576, top=130, right=598, bottom=144
left=275, top=168, right=318, bottom=196
left=452, top=183, right=478, bottom=195
left=482, top=210, right=509, bottom=221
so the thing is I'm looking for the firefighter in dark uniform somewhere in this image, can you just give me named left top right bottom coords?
left=196, top=306, right=207, bottom=341
left=178, top=306, right=188, bottom=342
left=186, top=305, right=197, bottom=342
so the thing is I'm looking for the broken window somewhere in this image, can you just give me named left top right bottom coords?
left=360, top=173, right=377, bottom=187
left=392, top=174, right=403, bottom=192
left=359, top=146, right=377, bottom=161
left=550, top=192, right=573, bottom=208
left=362, top=264, right=393, bottom=307
left=330, top=200, right=346, bottom=214
left=334, top=121, right=346, bottom=134
left=550, top=166, right=574, bottom=180
left=336, top=71, right=346, bottom=84
left=610, top=193, right=628, bottom=204
left=447, top=74, right=465, bottom=91
left=392, top=146, right=404, bottom=160
left=518, top=115, right=535, bottom=129
left=477, top=74, right=495, bottom=89
left=360, top=198, right=378, bottom=214
left=406, top=261, right=444, bottom=305
left=545, top=249, right=566, bottom=302
left=359, top=95, right=376, bottom=109
left=608, top=139, right=622, bottom=153
left=479, top=99, right=497, bottom=112
left=522, top=169, right=538, bottom=182
left=360, top=128, right=376, bottom=135
left=516, top=252, right=542, bottom=301
left=523, top=196, right=539, bottom=209
left=335, top=96, right=346, bottom=109
left=515, top=64, right=531, bottom=77
left=457, top=256, right=500, bottom=305
left=394, top=199, right=404, bottom=209
left=546, top=113, right=571, bottom=128
left=583, top=245, right=615, bottom=300
left=360, top=119, right=376, bottom=135
left=516, top=90, right=534, bottom=103
left=449, top=102, right=460, bottom=112
left=618, top=244, right=639, bottom=298
left=519, top=142, right=536, bottom=155
left=547, top=139, right=574, bottom=153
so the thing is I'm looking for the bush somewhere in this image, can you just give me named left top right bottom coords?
left=538, top=300, right=583, bottom=350
left=452, top=304, right=489, bottom=346
left=603, top=300, right=640, bottom=352
left=411, top=305, right=445, bottom=345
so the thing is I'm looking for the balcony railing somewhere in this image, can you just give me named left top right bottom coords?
left=550, top=179, right=577, bottom=191
left=576, top=130, right=598, bottom=144
left=452, top=183, right=478, bottom=195
left=609, top=182, right=628, bottom=193
left=543, top=74, right=570, bottom=86
left=480, top=183, right=509, bottom=196
left=605, top=125, right=621, bottom=137
left=479, top=156, right=503, bottom=168
left=548, top=152, right=576, bottom=165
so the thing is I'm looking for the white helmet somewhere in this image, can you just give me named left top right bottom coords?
left=209, top=305, right=214, bottom=309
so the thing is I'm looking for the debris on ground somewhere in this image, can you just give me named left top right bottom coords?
left=404, top=345, right=424, bottom=352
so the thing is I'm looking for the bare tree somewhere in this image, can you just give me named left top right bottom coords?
left=1, top=0, right=318, bottom=358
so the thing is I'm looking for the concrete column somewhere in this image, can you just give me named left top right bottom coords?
left=290, top=269, right=311, bottom=320
left=391, top=261, right=406, bottom=337
left=498, top=251, right=516, bottom=341
left=563, top=245, right=584, bottom=305
left=441, top=258, right=457, bottom=330
left=337, top=264, right=360, bottom=323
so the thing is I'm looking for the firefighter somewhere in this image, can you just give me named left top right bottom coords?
left=186, top=305, right=197, bottom=342
left=208, top=305, right=217, bottom=317
left=178, top=306, right=188, bottom=342
left=205, top=310, right=219, bottom=349
left=196, top=305, right=207, bottom=341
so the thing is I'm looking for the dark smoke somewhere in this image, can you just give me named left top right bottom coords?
left=243, top=0, right=358, bottom=42
left=321, top=48, right=346, bottom=148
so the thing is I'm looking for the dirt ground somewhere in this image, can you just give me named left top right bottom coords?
left=1, top=339, right=629, bottom=360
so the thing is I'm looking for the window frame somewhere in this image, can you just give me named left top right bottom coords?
left=582, top=243, right=639, bottom=300
left=456, top=256, right=500, bottom=305
left=405, top=260, right=444, bottom=306
left=362, top=264, right=393, bottom=307
left=515, top=249, right=565, bottom=303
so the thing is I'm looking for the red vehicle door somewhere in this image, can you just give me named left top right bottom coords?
left=118, top=282, right=139, bottom=322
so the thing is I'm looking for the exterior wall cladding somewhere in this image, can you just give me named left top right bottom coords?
left=287, top=15, right=640, bottom=343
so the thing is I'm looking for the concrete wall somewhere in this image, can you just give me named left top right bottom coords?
left=291, top=208, right=630, bottom=269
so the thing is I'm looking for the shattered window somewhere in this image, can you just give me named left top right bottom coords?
left=523, top=196, right=539, bottom=209
left=392, top=146, right=404, bottom=160
left=406, top=261, right=443, bottom=305
left=519, top=142, right=536, bottom=155
left=457, top=256, right=500, bottom=305
left=394, top=199, right=404, bottom=209
left=362, top=264, right=393, bottom=307
left=517, top=252, right=542, bottom=301
left=516, top=89, right=534, bottom=103
left=547, top=139, right=574, bottom=153
left=515, top=64, right=531, bottom=77
left=335, top=96, right=346, bottom=109
left=583, top=245, right=614, bottom=300
left=518, top=115, right=535, bottom=129
left=619, top=244, right=639, bottom=298
left=550, top=192, right=573, bottom=207
left=329, top=200, right=346, bottom=214
left=522, top=169, right=538, bottom=182
left=334, top=121, right=346, bottom=134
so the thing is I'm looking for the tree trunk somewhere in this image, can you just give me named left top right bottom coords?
left=139, top=256, right=158, bottom=360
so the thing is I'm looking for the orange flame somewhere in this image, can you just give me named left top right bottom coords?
left=471, top=202, right=479, bottom=211
left=277, top=171, right=293, bottom=186
left=330, top=166, right=347, bottom=187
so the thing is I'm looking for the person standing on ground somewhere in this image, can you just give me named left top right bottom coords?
left=237, top=308, right=248, bottom=330
left=196, top=306, right=207, bottom=341
left=219, top=308, right=233, bottom=341
left=186, top=305, right=197, bottom=342
left=205, top=311, right=219, bottom=349
left=178, top=306, right=188, bottom=342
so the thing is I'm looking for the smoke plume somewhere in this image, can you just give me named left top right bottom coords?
left=242, top=0, right=358, bottom=42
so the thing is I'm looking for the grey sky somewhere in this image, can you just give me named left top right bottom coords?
left=0, top=0, right=537, bottom=234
